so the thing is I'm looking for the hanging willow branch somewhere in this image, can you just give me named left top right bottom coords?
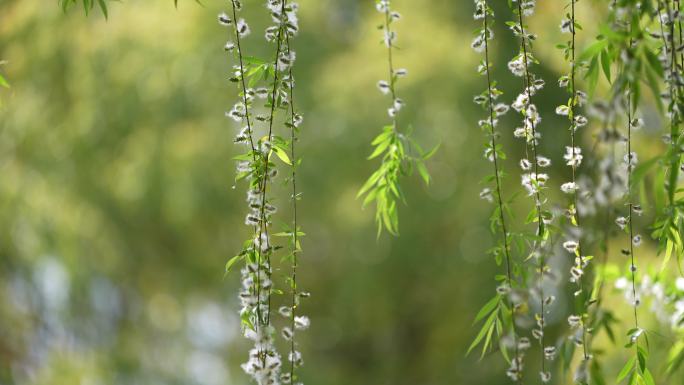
left=468, top=1, right=526, bottom=382
left=508, top=0, right=555, bottom=382
left=557, top=0, right=592, bottom=380
left=652, top=0, right=684, bottom=272
left=276, top=2, right=310, bottom=383
left=222, top=2, right=280, bottom=383
left=610, top=5, right=653, bottom=384
left=222, top=0, right=303, bottom=382
left=221, top=1, right=278, bottom=382
left=580, top=107, right=622, bottom=385
left=358, top=0, right=436, bottom=236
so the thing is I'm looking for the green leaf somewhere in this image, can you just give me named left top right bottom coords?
left=243, top=56, right=267, bottom=65
left=643, top=48, right=663, bottom=77
left=642, top=368, right=655, bottom=385
left=272, top=146, right=292, bottom=165
left=662, top=238, right=674, bottom=272
left=617, top=357, right=636, bottom=383
left=416, top=161, right=430, bottom=186
left=637, top=347, right=647, bottom=372
left=0, top=74, right=8, bottom=89
left=586, top=55, right=600, bottom=94
left=225, top=254, right=244, bottom=273
left=466, top=309, right=498, bottom=356
left=240, top=310, right=255, bottom=331
left=481, top=319, right=496, bottom=359
left=472, top=295, right=500, bottom=325
left=579, top=39, right=607, bottom=61
left=600, top=51, right=611, bottom=82
left=368, top=140, right=390, bottom=160
left=371, top=130, right=393, bottom=146
left=357, top=170, right=382, bottom=198
left=643, top=65, right=663, bottom=112
left=60, top=0, right=71, bottom=12
left=667, top=341, right=684, bottom=373
left=422, top=143, right=440, bottom=160
left=97, top=0, right=108, bottom=18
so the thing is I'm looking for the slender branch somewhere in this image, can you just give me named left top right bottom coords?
left=568, top=0, right=590, bottom=362
left=515, top=2, right=548, bottom=379
left=676, top=0, right=684, bottom=67
left=384, top=6, right=398, bottom=132
left=657, top=0, right=681, bottom=205
left=626, top=87, right=640, bottom=331
left=284, top=17, right=302, bottom=385
left=228, top=0, right=264, bottom=341
left=256, top=0, right=288, bottom=329
left=231, top=2, right=257, bottom=155
left=483, top=4, right=522, bottom=382
left=622, top=25, right=643, bottom=377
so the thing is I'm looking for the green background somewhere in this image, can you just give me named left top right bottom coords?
left=0, top=0, right=670, bottom=384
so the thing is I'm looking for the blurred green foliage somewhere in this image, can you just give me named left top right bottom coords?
left=58, top=0, right=110, bottom=17
left=0, top=1, right=676, bottom=384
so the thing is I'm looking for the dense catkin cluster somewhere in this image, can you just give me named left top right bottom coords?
left=358, top=0, right=434, bottom=236
left=221, top=2, right=281, bottom=383
left=470, top=0, right=527, bottom=381
left=615, top=275, right=684, bottom=330
left=221, top=1, right=306, bottom=384
left=652, top=0, right=684, bottom=259
left=466, top=0, right=684, bottom=382
left=507, top=1, right=556, bottom=382
left=658, top=0, right=683, bottom=201
left=218, top=0, right=281, bottom=384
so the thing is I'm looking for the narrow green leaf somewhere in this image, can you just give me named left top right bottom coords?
left=368, top=140, right=390, bottom=160
left=422, top=143, right=440, bottom=160
left=642, top=369, right=655, bottom=385
left=225, top=254, right=244, bottom=273
left=472, top=295, right=499, bottom=325
left=617, top=357, right=636, bottom=383
left=416, top=161, right=430, bottom=186
left=600, top=51, right=611, bottom=82
left=97, top=0, right=108, bottom=18
left=273, top=146, right=292, bottom=165
left=467, top=310, right=498, bottom=356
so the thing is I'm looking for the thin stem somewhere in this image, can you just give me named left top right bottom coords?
left=483, top=6, right=522, bottom=381
left=568, top=0, right=590, bottom=362
left=231, top=1, right=257, bottom=155
left=230, top=0, right=263, bottom=348
left=515, top=2, right=547, bottom=377
left=257, top=0, right=288, bottom=329
left=624, top=85, right=644, bottom=383
left=621, top=28, right=643, bottom=367
left=626, top=88, right=640, bottom=331
left=384, top=6, right=398, bottom=132
left=676, top=0, right=684, bottom=67
left=285, top=26, right=300, bottom=385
